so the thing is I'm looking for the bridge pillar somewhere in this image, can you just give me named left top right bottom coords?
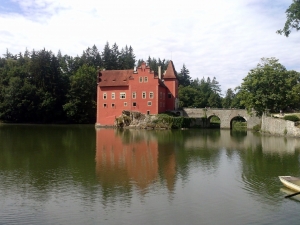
left=220, top=121, right=231, bottom=129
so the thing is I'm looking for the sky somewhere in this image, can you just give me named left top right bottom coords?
left=0, top=0, right=299, bottom=94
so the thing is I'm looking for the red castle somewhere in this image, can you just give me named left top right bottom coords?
left=96, top=61, right=179, bottom=126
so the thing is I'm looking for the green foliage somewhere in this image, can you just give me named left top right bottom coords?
left=232, top=121, right=247, bottom=131
left=102, top=42, right=136, bottom=70
left=0, top=77, right=38, bottom=122
left=252, top=124, right=261, bottom=132
left=119, top=45, right=136, bottom=69
left=283, top=115, right=300, bottom=122
left=208, top=92, right=222, bottom=108
left=0, top=49, right=67, bottom=123
left=157, top=114, right=194, bottom=129
left=222, top=88, right=235, bottom=108
left=137, top=57, right=168, bottom=74
left=239, top=58, right=300, bottom=116
left=178, top=86, right=199, bottom=107
left=177, top=64, right=191, bottom=87
left=179, top=76, right=222, bottom=108
left=277, top=0, right=300, bottom=37
left=230, top=88, right=245, bottom=109
left=210, top=116, right=220, bottom=123
left=209, top=116, right=220, bottom=128
left=63, top=65, right=97, bottom=123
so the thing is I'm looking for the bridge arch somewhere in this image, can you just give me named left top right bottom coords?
left=230, top=116, right=247, bottom=129
left=207, top=115, right=221, bottom=128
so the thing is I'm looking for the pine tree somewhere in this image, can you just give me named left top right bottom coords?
left=177, top=64, right=191, bottom=87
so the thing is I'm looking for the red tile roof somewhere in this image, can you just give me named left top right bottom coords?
left=98, top=70, right=133, bottom=87
left=163, top=60, right=178, bottom=79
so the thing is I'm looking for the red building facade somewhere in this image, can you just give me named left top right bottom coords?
left=96, top=61, right=179, bottom=126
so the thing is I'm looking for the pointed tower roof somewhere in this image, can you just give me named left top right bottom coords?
left=163, top=60, right=178, bottom=79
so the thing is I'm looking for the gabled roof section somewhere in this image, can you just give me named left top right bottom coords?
left=98, top=70, right=133, bottom=87
left=163, top=60, right=178, bottom=79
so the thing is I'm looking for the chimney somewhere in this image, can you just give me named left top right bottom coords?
left=158, top=66, right=161, bottom=80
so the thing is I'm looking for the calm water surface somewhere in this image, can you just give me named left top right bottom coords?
left=0, top=124, right=300, bottom=225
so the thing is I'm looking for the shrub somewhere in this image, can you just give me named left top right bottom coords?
left=157, top=114, right=194, bottom=129
left=253, top=124, right=261, bottom=132
left=284, top=115, right=300, bottom=122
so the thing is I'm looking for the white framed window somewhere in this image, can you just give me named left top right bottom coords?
left=139, top=77, right=143, bottom=83
left=147, top=101, right=152, bottom=106
left=120, top=92, right=126, bottom=99
left=149, top=92, right=154, bottom=99
left=103, top=93, right=107, bottom=99
left=144, top=76, right=148, bottom=82
left=124, top=102, right=127, bottom=106
left=111, top=103, right=115, bottom=108
left=132, top=92, right=136, bottom=99
left=111, top=92, right=115, bottom=99
left=142, top=92, right=146, bottom=99
left=103, top=103, right=107, bottom=108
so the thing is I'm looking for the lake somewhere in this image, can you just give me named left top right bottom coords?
left=0, top=124, right=300, bottom=225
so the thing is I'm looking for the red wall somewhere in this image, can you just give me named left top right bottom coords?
left=96, top=86, right=130, bottom=125
left=129, top=66, right=160, bottom=115
left=164, top=78, right=178, bottom=111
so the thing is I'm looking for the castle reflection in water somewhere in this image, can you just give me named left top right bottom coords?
left=95, top=129, right=176, bottom=194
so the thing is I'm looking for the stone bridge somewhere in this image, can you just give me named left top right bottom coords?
left=181, top=108, right=261, bottom=129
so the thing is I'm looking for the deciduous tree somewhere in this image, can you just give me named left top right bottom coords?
left=239, top=58, right=299, bottom=115
left=277, top=0, right=300, bottom=37
left=63, top=65, right=97, bottom=123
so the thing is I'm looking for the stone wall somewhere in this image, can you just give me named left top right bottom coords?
left=261, top=115, right=300, bottom=137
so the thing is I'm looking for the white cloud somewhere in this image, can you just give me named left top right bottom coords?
left=0, top=0, right=299, bottom=93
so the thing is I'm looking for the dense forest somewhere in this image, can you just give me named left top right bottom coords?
left=1, top=42, right=219, bottom=124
